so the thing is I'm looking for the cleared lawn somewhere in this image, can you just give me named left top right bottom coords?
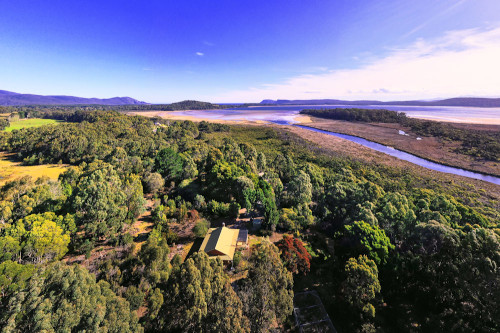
left=3, top=118, right=61, bottom=132
left=0, top=152, right=68, bottom=185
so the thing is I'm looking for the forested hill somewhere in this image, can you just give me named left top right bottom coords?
left=112, top=100, right=237, bottom=111
left=0, top=90, right=146, bottom=106
left=262, top=97, right=500, bottom=107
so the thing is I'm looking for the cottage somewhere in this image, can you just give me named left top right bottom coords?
left=199, top=226, right=238, bottom=263
left=199, top=226, right=249, bottom=263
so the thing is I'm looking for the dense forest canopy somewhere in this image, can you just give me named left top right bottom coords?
left=0, top=109, right=499, bottom=332
left=301, top=108, right=500, bottom=161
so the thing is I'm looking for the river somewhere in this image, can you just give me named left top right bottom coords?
left=295, top=125, right=500, bottom=186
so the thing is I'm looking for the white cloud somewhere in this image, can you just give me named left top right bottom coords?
left=213, top=25, right=500, bottom=102
left=196, top=52, right=204, bottom=56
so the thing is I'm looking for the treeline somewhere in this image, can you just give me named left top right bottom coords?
left=0, top=100, right=245, bottom=114
left=301, top=108, right=500, bottom=161
left=302, top=108, right=407, bottom=123
left=0, top=110, right=499, bottom=332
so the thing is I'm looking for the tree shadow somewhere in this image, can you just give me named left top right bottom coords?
left=185, top=237, right=204, bottom=260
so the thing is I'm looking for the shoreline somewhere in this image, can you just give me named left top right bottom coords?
left=126, top=111, right=313, bottom=125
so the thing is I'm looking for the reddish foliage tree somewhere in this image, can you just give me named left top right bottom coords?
left=276, top=235, right=312, bottom=275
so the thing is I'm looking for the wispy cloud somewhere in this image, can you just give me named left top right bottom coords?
left=196, top=52, right=204, bottom=56
left=213, top=25, right=500, bottom=102
left=402, top=0, right=469, bottom=40
left=203, top=41, right=215, bottom=46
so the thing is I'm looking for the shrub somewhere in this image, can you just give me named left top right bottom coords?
left=194, top=219, right=211, bottom=238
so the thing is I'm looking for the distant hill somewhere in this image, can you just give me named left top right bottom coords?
left=0, top=90, right=147, bottom=106
left=260, top=97, right=500, bottom=108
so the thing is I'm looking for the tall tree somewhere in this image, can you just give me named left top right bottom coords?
left=340, top=221, right=394, bottom=265
left=71, top=163, right=127, bottom=239
left=155, top=148, right=183, bottom=180
left=238, top=241, right=293, bottom=333
left=160, top=252, right=249, bottom=333
left=341, top=255, right=381, bottom=324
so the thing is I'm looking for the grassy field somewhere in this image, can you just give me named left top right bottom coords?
left=0, top=152, right=68, bottom=186
left=3, top=118, right=61, bottom=132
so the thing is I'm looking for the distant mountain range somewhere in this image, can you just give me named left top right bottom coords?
left=0, top=90, right=146, bottom=106
left=260, top=97, right=500, bottom=108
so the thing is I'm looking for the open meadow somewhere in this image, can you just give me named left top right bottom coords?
left=0, top=152, right=67, bottom=185
left=3, top=118, right=61, bottom=132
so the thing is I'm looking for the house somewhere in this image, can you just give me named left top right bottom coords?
left=199, top=226, right=249, bottom=263
left=199, top=226, right=239, bottom=263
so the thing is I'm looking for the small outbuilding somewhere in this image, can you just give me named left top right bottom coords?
left=237, top=229, right=248, bottom=246
left=252, top=218, right=262, bottom=230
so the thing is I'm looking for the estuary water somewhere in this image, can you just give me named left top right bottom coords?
left=165, top=105, right=500, bottom=185
left=172, top=104, right=500, bottom=125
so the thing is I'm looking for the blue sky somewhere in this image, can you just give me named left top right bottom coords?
left=1, top=0, right=500, bottom=103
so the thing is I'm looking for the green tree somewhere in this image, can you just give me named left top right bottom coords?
left=181, top=153, right=199, bottom=179
left=23, top=217, right=70, bottom=264
left=340, top=221, right=394, bottom=265
left=256, top=179, right=279, bottom=229
left=137, top=229, right=171, bottom=288
left=24, top=212, right=77, bottom=235
left=279, top=205, right=314, bottom=232
left=284, top=170, right=312, bottom=206
left=71, top=163, right=127, bottom=239
left=155, top=148, right=183, bottom=180
left=0, top=236, right=22, bottom=263
left=238, top=241, right=293, bottom=332
left=256, top=152, right=267, bottom=172
left=123, top=174, right=146, bottom=221
left=143, top=172, right=165, bottom=195
left=193, top=218, right=211, bottom=238
left=0, top=261, right=35, bottom=301
left=341, top=255, right=381, bottom=321
left=0, top=263, right=142, bottom=332
left=376, top=192, right=416, bottom=243
left=161, top=252, right=249, bottom=332
left=235, top=176, right=256, bottom=211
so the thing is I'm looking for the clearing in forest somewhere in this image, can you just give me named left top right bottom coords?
left=0, top=152, right=68, bottom=185
left=3, top=118, right=61, bottom=132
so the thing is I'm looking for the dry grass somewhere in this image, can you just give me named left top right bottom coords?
left=0, top=152, right=68, bottom=185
